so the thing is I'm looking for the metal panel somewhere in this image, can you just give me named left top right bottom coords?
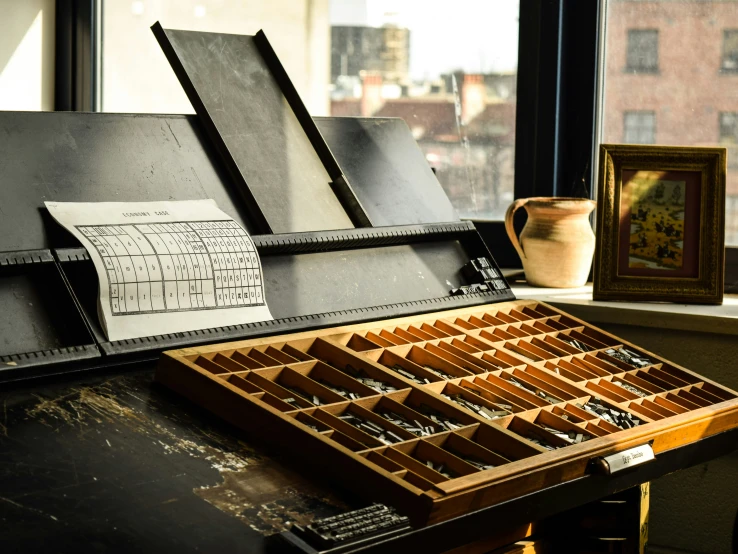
left=314, top=117, right=459, bottom=226
left=152, top=24, right=362, bottom=233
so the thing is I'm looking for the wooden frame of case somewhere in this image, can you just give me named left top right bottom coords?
left=594, top=144, right=726, bottom=304
left=157, top=300, right=738, bottom=525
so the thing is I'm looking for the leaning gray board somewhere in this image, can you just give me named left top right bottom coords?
left=152, top=23, right=360, bottom=234
left=314, top=117, right=460, bottom=226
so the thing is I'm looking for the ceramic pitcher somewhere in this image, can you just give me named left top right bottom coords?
left=505, top=197, right=597, bottom=288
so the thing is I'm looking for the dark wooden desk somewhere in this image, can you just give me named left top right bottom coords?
left=0, top=367, right=353, bottom=553
left=3, top=366, right=737, bottom=554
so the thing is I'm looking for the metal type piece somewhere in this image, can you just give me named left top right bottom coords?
left=281, top=385, right=321, bottom=406
left=291, top=503, right=410, bottom=549
left=339, top=412, right=404, bottom=445
left=390, top=364, right=426, bottom=385
left=423, top=365, right=455, bottom=380
left=317, top=379, right=359, bottom=399
left=441, top=393, right=508, bottom=420
left=578, top=399, right=641, bottom=429
left=379, top=411, right=436, bottom=437
left=343, top=364, right=398, bottom=394
left=561, top=337, right=593, bottom=352
left=418, top=403, right=463, bottom=432
left=613, top=380, right=649, bottom=398
left=526, top=435, right=556, bottom=450
left=425, top=460, right=453, bottom=478
left=605, top=347, right=653, bottom=368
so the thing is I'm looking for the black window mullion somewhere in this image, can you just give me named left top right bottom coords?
left=55, top=0, right=96, bottom=111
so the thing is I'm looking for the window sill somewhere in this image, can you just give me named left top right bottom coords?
left=623, top=67, right=660, bottom=75
left=512, top=283, right=738, bottom=336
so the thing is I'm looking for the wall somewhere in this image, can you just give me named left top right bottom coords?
left=593, top=323, right=738, bottom=554
left=102, top=0, right=330, bottom=115
left=0, top=0, right=55, bottom=111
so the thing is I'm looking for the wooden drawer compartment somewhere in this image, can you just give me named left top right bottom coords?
left=157, top=300, right=738, bottom=525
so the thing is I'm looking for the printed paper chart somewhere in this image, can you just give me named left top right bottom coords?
left=80, top=221, right=265, bottom=315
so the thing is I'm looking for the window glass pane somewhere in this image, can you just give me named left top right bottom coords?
left=102, top=0, right=519, bottom=220
left=722, top=29, right=738, bottom=71
left=626, top=29, right=658, bottom=72
left=329, top=1, right=518, bottom=219
left=603, top=1, right=738, bottom=244
left=623, top=111, right=655, bottom=144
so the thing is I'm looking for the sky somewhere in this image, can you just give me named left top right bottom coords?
left=330, top=0, right=520, bottom=79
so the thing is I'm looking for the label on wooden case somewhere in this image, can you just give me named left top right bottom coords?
left=603, top=443, right=655, bottom=474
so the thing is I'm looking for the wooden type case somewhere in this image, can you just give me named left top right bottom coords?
left=156, top=300, right=738, bottom=525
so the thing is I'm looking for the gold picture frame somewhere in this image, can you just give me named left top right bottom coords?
left=593, top=144, right=726, bottom=304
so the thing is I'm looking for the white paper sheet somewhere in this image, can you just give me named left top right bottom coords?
left=46, top=200, right=273, bottom=341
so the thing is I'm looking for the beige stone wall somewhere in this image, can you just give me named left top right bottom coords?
left=102, top=0, right=330, bottom=115
left=0, top=0, right=55, bottom=111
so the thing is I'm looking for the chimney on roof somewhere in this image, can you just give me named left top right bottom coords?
left=461, top=73, right=486, bottom=124
left=361, top=72, right=384, bottom=116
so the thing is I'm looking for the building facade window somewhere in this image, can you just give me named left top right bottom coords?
left=719, top=112, right=738, bottom=168
left=722, top=30, right=738, bottom=72
left=623, top=111, right=656, bottom=144
left=626, top=29, right=659, bottom=73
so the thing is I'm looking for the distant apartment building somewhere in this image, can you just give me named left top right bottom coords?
left=605, top=0, right=738, bottom=240
left=330, top=25, right=410, bottom=83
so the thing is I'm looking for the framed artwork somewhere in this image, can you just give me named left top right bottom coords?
left=593, top=144, right=726, bottom=304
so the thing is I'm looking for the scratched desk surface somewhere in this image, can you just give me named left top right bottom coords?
left=0, top=366, right=354, bottom=553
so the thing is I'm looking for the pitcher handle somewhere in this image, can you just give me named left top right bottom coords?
left=505, top=198, right=528, bottom=263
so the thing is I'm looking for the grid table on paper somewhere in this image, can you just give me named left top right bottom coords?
left=78, top=220, right=265, bottom=315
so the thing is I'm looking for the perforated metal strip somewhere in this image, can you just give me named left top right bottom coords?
left=100, top=286, right=515, bottom=357
left=0, top=249, right=54, bottom=266
left=0, top=344, right=100, bottom=367
left=252, top=221, right=477, bottom=255
left=55, top=247, right=91, bottom=262
left=54, top=223, right=477, bottom=261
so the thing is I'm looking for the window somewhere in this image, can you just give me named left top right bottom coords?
left=722, top=30, right=738, bottom=72
left=101, top=0, right=520, bottom=220
left=719, top=112, right=738, bottom=169
left=604, top=2, right=738, bottom=246
left=626, top=29, right=659, bottom=73
left=623, top=111, right=655, bottom=144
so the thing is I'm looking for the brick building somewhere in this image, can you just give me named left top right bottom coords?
left=605, top=0, right=738, bottom=241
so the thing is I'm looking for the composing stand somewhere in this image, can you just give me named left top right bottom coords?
left=80, top=220, right=265, bottom=315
